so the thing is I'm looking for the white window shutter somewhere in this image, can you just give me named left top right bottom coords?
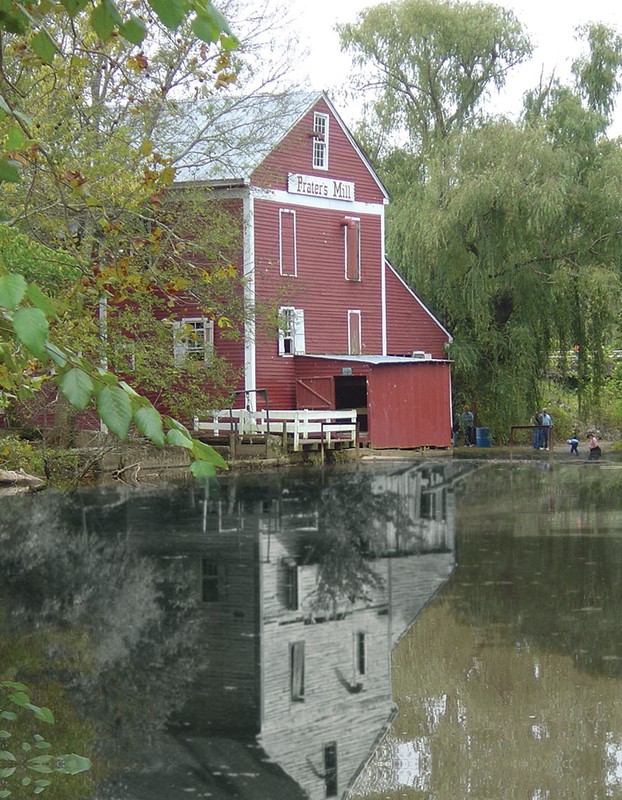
left=278, top=313, right=286, bottom=355
left=172, top=320, right=185, bottom=366
left=294, top=308, right=305, bottom=354
left=204, top=319, right=215, bottom=361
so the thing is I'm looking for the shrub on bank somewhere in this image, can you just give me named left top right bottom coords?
left=546, top=405, right=574, bottom=442
left=0, top=434, right=44, bottom=475
left=0, top=433, right=82, bottom=487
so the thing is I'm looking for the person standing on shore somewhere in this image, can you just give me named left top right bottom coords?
left=587, top=432, right=602, bottom=460
left=533, top=409, right=543, bottom=449
left=461, top=408, right=474, bottom=447
left=540, top=409, right=552, bottom=450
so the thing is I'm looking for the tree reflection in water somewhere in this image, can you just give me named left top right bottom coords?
left=0, top=462, right=460, bottom=800
left=0, top=491, right=202, bottom=775
left=297, top=471, right=414, bottom=619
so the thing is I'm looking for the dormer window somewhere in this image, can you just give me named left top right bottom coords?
left=312, top=112, right=329, bottom=170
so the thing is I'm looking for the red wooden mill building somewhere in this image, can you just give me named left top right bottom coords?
left=170, top=91, right=452, bottom=450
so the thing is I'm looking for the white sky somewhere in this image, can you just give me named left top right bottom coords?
left=290, top=0, right=622, bottom=134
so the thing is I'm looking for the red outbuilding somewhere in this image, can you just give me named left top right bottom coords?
left=169, top=91, right=452, bottom=450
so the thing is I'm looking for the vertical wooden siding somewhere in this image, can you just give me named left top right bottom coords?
left=155, top=194, right=248, bottom=410
left=367, top=362, right=452, bottom=448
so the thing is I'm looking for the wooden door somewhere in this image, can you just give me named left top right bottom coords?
left=295, top=376, right=335, bottom=409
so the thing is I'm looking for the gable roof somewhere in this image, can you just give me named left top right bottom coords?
left=321, top=93, right=389, bottom=201
left=161, top=92, right=319, bottom=184
left=155, top=91, right=388, bottom=197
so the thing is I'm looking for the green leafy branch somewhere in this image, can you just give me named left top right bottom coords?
left=0, top=0, right=238, bottom=182
left=0, top=681, right=91, bottom=797
left=1, top=0, right=239, bottom=57
left=0, top=272, right=227, bottom=479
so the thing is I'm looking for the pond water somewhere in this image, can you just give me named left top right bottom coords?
left=1, top=460, right=622, bottom=799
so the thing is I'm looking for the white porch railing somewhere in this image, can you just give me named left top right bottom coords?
left=193, top=408, right=358, bottom=451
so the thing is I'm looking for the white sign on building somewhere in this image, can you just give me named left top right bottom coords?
left=288, top=173, right=355, bottom=202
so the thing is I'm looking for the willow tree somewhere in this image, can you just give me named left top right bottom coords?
left=388, top=117, right=622, bottom=430
left=340, top=1, right=622, bottom=433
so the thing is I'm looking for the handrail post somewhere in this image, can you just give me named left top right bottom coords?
left=229, top=408, right=236, bottom=459
left=263, top=389, right=271, bottom=459
left=293, top=410, right=301, bottom=452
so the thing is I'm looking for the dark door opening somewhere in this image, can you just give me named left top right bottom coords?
left=334, top=375, right=368, bottom=432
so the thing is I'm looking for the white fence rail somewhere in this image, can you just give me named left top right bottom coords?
left=194, top=409, right=358, bottom=451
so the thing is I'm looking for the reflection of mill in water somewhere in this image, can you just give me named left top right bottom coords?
left=122, top=464, right=462, bottom=800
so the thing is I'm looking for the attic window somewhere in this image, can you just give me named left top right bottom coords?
left=312, top=112, right=329, bottom=170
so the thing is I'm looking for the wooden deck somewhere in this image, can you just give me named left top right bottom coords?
left=194, top=409, right=359, bottom=453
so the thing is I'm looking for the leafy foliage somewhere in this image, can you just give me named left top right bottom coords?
left=0, top=681, right=91, bottom=797
left=0, top=492, right=206, bottom=781
left=343, top=1, right=622, bottom=435
left=0, top=269, right=228, bottom=475
left=0, top=0, right=254, bottom=473
left=339, top=0, right=532, bottom=156
left=299, top=472, right=420, bottom=618
left=0, top=0, right=238, bottom=178
left=0, top=435, right=44, bottom=473
left=388, top=115, right=622, bottom=429
left=0, top=227, right=79, bottom=292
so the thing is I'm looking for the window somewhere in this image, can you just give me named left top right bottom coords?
left=290, top=641, right=305, bottom=701
left=282, top=557, right=300, bottom=610
left=278, top=306, right=305, bottom=356
left=343, top=218, right=361, bottom=281
left=112, top=341, right=136, bottom=374
left=355, top=632, right=366, bottom=678
left=323, top=742, right=338, bottom=797
left=313, top=112, right=329, bottom=170
left=201, top=559, right=224, bottom=602
left=279, top=209, right=297, bottom=277
left=348, top=310, right=361, bottom=356
left=173, top=317, right=214, bottom=365
left=420, top=488, right=432, bottom=519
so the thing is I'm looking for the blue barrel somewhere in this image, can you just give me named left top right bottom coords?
left=476, top=427, right=492, bottom=447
